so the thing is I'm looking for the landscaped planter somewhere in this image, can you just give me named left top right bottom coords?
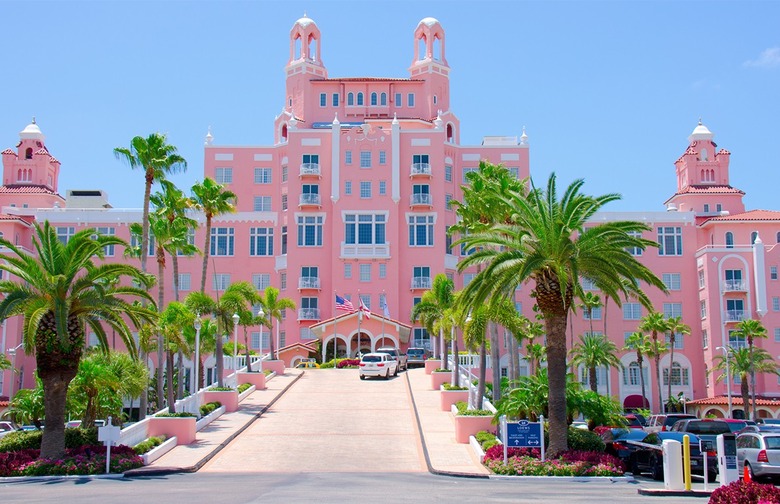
left=425, top=359, right=441, bottom=374
left=430, top=370, right=451, bottom=390
left=238, top=371, right=266, bottom=390
left=141, top=436, right=178, bottom=465
left=148, top=416, right=196, bottom=445
left=264, top=360, right=285, bottom=375
left=440, top=387, right=469, bottom=411
left=203, top=390, right=239, bottom=412
left=453, top=414, right=494, bottom=444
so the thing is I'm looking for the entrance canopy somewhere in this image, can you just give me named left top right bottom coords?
left=309, top=311, right=412, bottom=358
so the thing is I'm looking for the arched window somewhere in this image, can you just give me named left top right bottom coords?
left=380, top=93, right=387, bottom=106
left=752, top=231, right=758, bottom=244
left=776, top=231, right=780, bottom=244
left=370, top=93, right=377, bottom=106
left=663, top=362, right=688, bottom=386
left=357, top=93, right=364, bottom=106
left=25, top=147, right=33, bottom=159
left=725, top=232, right=733, bottom=248
left=446, top=124, right=454, bottom=143
left=294, top=36, right=301, bottom=60
left=433, top=35, right=442, bottom=61
left=623, top=362, right=641, bottom=386
left=280, top=125, right=288, bottom=143
left=347, top=93, right=354, bottom=106
left=701, top=148, right=708, bottom=161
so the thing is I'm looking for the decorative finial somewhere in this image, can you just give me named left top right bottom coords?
left=698, top=117, right=702, bottom=125
left=303, top=11, right=307, bottom=17
left=32, top=116, right=36, bottom=124
left=205, top=126, right=213, bottom=145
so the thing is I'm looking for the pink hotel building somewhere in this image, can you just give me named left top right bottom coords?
left=2, top=16, right=780, bottom=417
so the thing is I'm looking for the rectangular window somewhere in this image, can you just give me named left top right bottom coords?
left=176, top=229, right=196, bottom=257
left=463, top=272, right=475, bottom=286
left=700, top=300, right=707, bottom=319
left=345, top=180, right=352, bottom=195
left=212, top=273, right=231, bottom=291
left=57, top=226, right=75, bottom=244
left=662, top=273, right=681, bottom=291
left=254, top=168, right=272, bottom=184
left=411, top=184, right=431, bottom=205
left=413, top=266, right=431, bottom=289
left=281, top=226, right=287, bottom=254
left=302, top=154, right=319, bottom=166
left=360, top=181, right=372, bottom=199
left=727, top=299, right=744, bottom=321
left=282, top=165, right=288, bottom=182
left=320, top=93, right=327, bottom=107
left=725, top=269, right=744, bottom=290
left=445, top=194, right=453, bottom=210
left=250, top=227, right=274, bottom=256
left=445, top=165, right=452, bottom=182
left=772, top=266, right=778, bottom=280
left=774, top=297, right=780, bottom=312
left=215, top=167, right=233, bottom=184
left=704, top=204, right=710, bottom=213
left=344, top=263, right=352, bottom=279
left=96, top=226, right=115, bottom=256
left=702, top=329, right=708, bottom=349
left=445, top=227, right=453, bottom=254
left=252, top=273, right=271, bottom=291
left=345, top=213, right=386, bottom=245
left=360, top=151, right=371, bottom=168
left=663, top=302, right=683, bottom=319
left=379, top=180, right=386, bottom=195
left=297, top=215, right=323, bottom=247
left=345, top=151, right=352, bottom=165
left=178, top=273, right=191, bottom=292
left=583, top=307, right=602, bottom=320
left=462, top=167, right=477, bottom=183
left=379, top=263, right=387, bottom=279
left=131, top=234, right=155, bottom=257
left=408, top=215, right=434, bottom=246
left=379, top=151, right=386, bottom=165
left=210, top=227, right=234, bottom=256
left=254, top=196, right=272, bottom=212
left=332, top=93, right=339, bottom=107
left=657, top=226, right=683, bottom=256
left=250, top=331, right=261, bottom=350
left=280, top=271, right=287, bottom=290
left=775, top=328, right=780, bottom=343
left=300, top=327, right=316, bottom=341
left=698, top=269, right=705, bottom=289
left=395, top=93, right=402, bottom=106
left=280, top=331, right=286, bottom=347
left=581, top=278, right=596, bottom=291
left=623, top=303, right=641, bottom=320
left=360, top=264, right=371, bottom=282
left=281, top=194, right=288, bottom=211
left=407, top=93, right=415, bottom=107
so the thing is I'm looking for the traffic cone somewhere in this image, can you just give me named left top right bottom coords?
left=744, top=465, right=751, bottom=483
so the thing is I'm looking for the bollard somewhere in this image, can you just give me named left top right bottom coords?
left=683, top=435, right=692, bottom=491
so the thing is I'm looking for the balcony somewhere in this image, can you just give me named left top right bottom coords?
left=298, top=193, right=321, bottom=207
left=298, top=308, right=321, bottom=321
left=411, top=276, right=432, bottom=290
left=410, top=193, right=432, bottom=207
left=299, top=163, right=321, bottom=177
left=410, top=163, right=432, bottom=177
left=725, top=310, right=745, bottom=322
left=724, top=279, right=747, bottom=292
left=340, top=242, right=390, bottom=259
left=298, top=276, right=321, bottom=290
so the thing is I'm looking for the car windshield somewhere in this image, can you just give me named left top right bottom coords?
left=362, top=356, right=382, bottom=362
left=686, top=421, right=730, bottom=435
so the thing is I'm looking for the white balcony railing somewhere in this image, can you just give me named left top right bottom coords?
left=724, top=280, right=747, bottom=292
left=299, top=193, right=321, bottom=206
left=340, top=242, right=390, bottom=259
left=298, top=276, right=321, bottom=289
left=725, top=310, right=745, bottom=322
left=298, top=308, right=321, bottom=320
left=410, top=163, right=432, bottom=176
left=299, top=163, right=321, bottom=176
left=411, top=276, right=432, bottom=290
left=410, top=193, right=432, bottom=206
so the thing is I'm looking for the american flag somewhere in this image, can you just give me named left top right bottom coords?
left=335, top=294, right=355, bottom=312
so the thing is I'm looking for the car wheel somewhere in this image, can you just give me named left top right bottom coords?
left=394, top=365, right=399, bottom=377
left=360, top=374, right=366, bottom=380
left=708, top=471, right=718, bottom=483
left=384, top=369, right=390, bottom=380
left=629, top=456, right=640, bottom=476
left=650, top=457, right=664, bottom=481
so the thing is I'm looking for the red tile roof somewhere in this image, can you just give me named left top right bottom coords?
left=312, top=77, right=420, bottom=82
left=687, top=395, right=780, bottom=406
left=0, top=185, right=57, bottom=195
left=705, top=209, right=780, bottom=222
left=676, top=185, right=745, bottom=195
left=1, top=149, right=15, bottom=156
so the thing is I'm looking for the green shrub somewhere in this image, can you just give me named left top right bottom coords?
left=455, top=401, right=492, bottom=417
left=475, top=430, right=497, bottom=445
left=199, top=401, right=222, bottom=416
left=209, top=386, right=235, bottom=392
left=237, top=383, right=251, bottom=394
left=442, top=383, right=468, bottom=391
left=65, top=427, right=99, bottom=448
left=0, top=427, right=99, bottom=453
left=133, top=435, right=166, bottom=455
left=155, top=412, right=196, bottom=418
left=263, top=369, right=272, bottom=376
left=482, top=439, right=500, bottom=451
left=542, top=426, right=605, bottom=452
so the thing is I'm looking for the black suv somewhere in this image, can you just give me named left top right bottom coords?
left=376, top=346, right=408, bottom=371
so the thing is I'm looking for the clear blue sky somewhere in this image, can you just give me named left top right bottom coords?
left=2, top=1, right=778, bottom=212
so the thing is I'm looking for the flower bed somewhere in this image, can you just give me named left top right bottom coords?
left=482, top=445, right=625, bottom=477
left=0, top=445, right=142, bottom=477
left=709, top=479, right=780, bottom=504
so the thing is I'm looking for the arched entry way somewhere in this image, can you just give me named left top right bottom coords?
left=355, top=331, right=372, bottom=356
left=309, top=311, right=412, bottom=360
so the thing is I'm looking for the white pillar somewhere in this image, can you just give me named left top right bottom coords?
left=391, top=114, right=400, bottom=203
left=331, top=114, right=340, bottom=203
left=753, top=234, right=767, bottom=316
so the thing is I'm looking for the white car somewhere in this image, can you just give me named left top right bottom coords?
left=358, top=353, right=398, bottom=380
left=0, top=421, right=18, bottom=439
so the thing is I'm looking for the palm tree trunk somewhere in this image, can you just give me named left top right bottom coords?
left=490, top=322, right=501, bottom=403
left=172, top=254, right=185, bottom=400
left=667, top=334, right=675, bottom=413
left=546, top=312, right=569, bottom=457
left=654, top=354, right=663, bottom=413
left=244, top=326, right=253, bottom=372
left=589, top=365, right=598, bottom=393
left=477, top=339, right=487, bottom=410
left=200, top=216, right=212, bottom=293
left=742, top=377, right=750, bottom=419
left=508, top=332, right=517, bottom=383
left=39, top=368, right=76, bottom=460
left=141, top=175, right=152, bottom=274
left=139, top=350, right=148, bottom=419
left=453, top=330, right=460, bottom=387
left=441, top=328, right=448, bottom=371
left=638, top=353, right=647, bottom=409
left=215, top=317, right=224, bottom=387
left=269, top=320, right=276, bottom=362
left=156, top=251, right=165, bottom=410
left=750, top=340, right=756, bottom=421
left=167, top=349, right=176, bottom=413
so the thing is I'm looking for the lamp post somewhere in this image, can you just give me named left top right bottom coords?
left=232, top=313, right=240, bottom=371
left=7, top=343, right=22, bottom=397
left=716, top=345, right=733, bottom=419
left=193, top=316, right=202, bottom=417
left=257, top=308, right=265, bottom=373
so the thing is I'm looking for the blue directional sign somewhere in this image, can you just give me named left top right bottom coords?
left=506, top=420, right=543, bottom=447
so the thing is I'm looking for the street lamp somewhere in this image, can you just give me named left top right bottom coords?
left=257, top=308, right=265, bottom=373
left=716, top=345, right=733, bottom=419
left=193, top=316, right=202, bottom=417
left=232, top=313, right=240, bottom=371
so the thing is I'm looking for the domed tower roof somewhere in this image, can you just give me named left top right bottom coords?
left=688, top=119, right=714, bottom=143
left=417, top=17, right=441, bottom=28
left=294, top=14, right=316, bottom=29
left=19, top=117, right=44, bottom=141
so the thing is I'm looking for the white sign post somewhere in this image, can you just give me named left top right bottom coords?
left=97, top=416, right=121, bottom=474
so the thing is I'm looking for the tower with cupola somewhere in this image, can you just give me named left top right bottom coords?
left=284, top=15, right=328, bottom=122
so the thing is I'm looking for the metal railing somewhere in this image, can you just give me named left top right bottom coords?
left=299, top=193, right=321, bottom=206
left=298, top=276, right=321, bottom=289
left=410, top=163, right=432, bottom=176
left=298, top=308, right=321, bottom=320
left=724, top=280, right=747, bottom=291
left=299, top=163, right=321, bottom=176
left=410, top=193, right=432, bottom=206
left=725, top=310, right=745, bottom=322
left=411, top=276, right=432, bottom=289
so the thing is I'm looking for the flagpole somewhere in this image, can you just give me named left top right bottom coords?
left=333, top=290, right=337, bottom=364
left=356, top=290, right=361, bottom=358
left=381, top=290, right=386, bottom=352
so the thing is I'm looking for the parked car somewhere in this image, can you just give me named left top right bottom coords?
left=295, top=359, right=320, bottom=369
left=737, top=431, right=780, bottom=482
left=668, top=419, right=732, bottom=447
left=627, top=432, right=718, bottom=482
left=757, top=418, right=780, bottom=426
left=0, top=421, right=18, bottom=439
left=623, top=414, right=645, bottom=429
left=722, top=419, right=749, bottom=433
left=358, top=353, right=398, bottom=380
left=601, top=428, right=648, bottom=464
left=376, top=346, right=407, bottom=371
left=644, top=413, right=697, bottom=434
left=406, top=347, right=428, bottom=367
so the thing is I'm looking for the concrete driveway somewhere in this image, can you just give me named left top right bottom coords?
left=201, top=369, right=427, bottom=473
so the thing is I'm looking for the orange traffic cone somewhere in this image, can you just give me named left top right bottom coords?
left=744, top=465, right=751, bottom=483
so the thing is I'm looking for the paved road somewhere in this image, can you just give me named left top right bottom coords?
left=201, top=368, right=427, bottom=473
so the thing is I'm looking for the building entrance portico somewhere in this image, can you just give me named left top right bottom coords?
left=310, top=311, right=412, bottom=359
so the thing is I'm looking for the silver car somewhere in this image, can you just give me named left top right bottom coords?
left=736, top=431, right=780, bottom=482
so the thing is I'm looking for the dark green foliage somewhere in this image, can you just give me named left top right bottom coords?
left=199, top=401, right=222, bottom=416
left=0, top=428, right=98, bottom=453
left=155, top=412, right=196, bottom=418
left=133, top=436, right=166, bottom=455
left=209, top=387, right=235, bottom=392
left=542, top=427, right=605, bottom=452
left=455, top=401, right=492, bottom=417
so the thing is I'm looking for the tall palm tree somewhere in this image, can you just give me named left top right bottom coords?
left=665, top=316, right=691, bottom=412
left=525, top=342, right=546, bottom=376
left=569, top=333, right=622, bottom=393
left=456, top=173, right=665, bottom=456
left=0, top=222, right=156, bottom=458
left=158, top=302, right=193, bottom=412
left=113, top=133, right=187, bottom=274
left=255, top=286, right=296, bottom=361
left=412, top=274, right=455, bottom=370
left=713, top=347, right=778, bottom=419
left=579, top=292, right=602, bottom=337
left=431, top=299, right=462, bottom=386
left=734, top=319, right=769, bottom=420
left=190, top=178, right=237, bottom=293
left=623, top=331, right=650, bottom=410
left=639, top=312, right=670, bottom=413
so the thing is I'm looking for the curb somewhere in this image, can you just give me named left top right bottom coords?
left=1, top=473, right=126, bottom=483
left=638, top=488, right=712, bottom=498
left=124, top=371, right=305, bottom=478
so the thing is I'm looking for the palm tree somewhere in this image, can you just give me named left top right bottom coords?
left=579, top=292, right=602, bottom=338
left=113, top=133, right=187, bottom=274
left=734, top=319, right=769, bottom=420
left=456, top=173, right=665, bottom=456
left=255, top=286, right=296, bottom=361
left=0, top=222, right=156, bottom=458
left=665, top=316, right=691, bottom=412
left=644, top=335, right=669, bottom=412
left=431, top=300, right=462, bottom=386
left=4, top=375, right=45, bottom=428
left=190, top=177, right=237, bottom=293
left=623, top=331, right=650, bottom=410
left=412, top=274, right=455, bottom=370
left=525, top=342, right=546, bottom=376
left=158, top=302, right=193, bottom=412
left=0, top=352, right=10, bottom=370
left=639, top=312, right=670, bottom=412
left=713, top=347, right=778, bottom=419
left=569, top=333, right=622, bottom=393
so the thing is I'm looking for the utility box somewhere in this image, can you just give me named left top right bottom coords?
left=717, top=433, right=738, bottom=486
left=662, top=439, right=684, bottom=490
